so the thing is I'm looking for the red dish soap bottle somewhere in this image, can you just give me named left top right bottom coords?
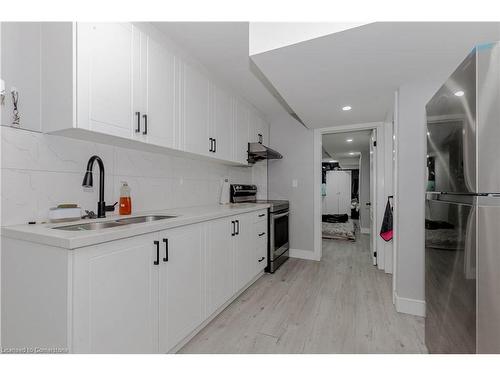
left=119, top=181, right=132, bottom=215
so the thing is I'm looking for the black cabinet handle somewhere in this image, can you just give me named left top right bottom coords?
left=258, top=213, right=265, bottom=217
left=258, top=232, right=265, bottom=237
left=231, top=220, right=235, bottom=236
left=153, top=240, right=160, bottom=265
left=142, top=114, right=148, bottom=135
left=209, top=138, right=214, bottom=152
left=135, top=112, right=141, bottom=133
left=236, top=220, right=240, bottom=235
left=162, top=238, right=168, bottom=262
left=213, top=138, right=216, bottom=153
left=258, top=257, right=265, bottom=262
left=258, top=133, right=263, bottom=144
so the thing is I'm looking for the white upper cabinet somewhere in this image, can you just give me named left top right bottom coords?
left=233, top=99, right=250, bottom=164
left=210, top=83, right=234, bottom=161
left=6, top=22, right=255, bottom=165
left=141, top=34, right=177, bottom=148
left=0, top=22, right=42, bottom=131
left=77, top=23, right=138, bottom=138
left=249, top=109, right=269, bottom=147
left=181, top=62, right=211, bottom=156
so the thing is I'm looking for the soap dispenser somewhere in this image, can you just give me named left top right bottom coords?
left=119, top=181, right=132, bottom=215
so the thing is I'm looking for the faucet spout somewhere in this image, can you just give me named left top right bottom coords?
left=83, top=155, right=107, bottom=218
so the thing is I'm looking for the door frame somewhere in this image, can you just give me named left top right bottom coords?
left=313, top=121, right=384, bottom=264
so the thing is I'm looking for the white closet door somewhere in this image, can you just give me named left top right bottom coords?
left=325, top=171, right=339, bottom=214
left=326, top=170, right=352, bottom=215
left=339, top=171, right=352, bottom=215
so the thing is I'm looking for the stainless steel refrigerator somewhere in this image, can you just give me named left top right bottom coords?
left=425, top=41, right=500, bottom=354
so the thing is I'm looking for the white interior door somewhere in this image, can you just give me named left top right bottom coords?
left=370, top=129, right=377, bottom=265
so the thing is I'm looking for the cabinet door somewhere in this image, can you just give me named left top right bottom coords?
left=206, top=217, right=234, bottom=316
left=159, top=224, right=205, bottom=353
left=233, top=214, right=255, bottom=293
left=233, top=99, right=249, bottom=164
left=249, top=110, right=269, bottom=146
left=143, top=35, right=176, bottom=148
left=72, top=233, right=159, bottom=353
left=77, top=23, right=138, bottom=138
left=211, top=83, right=233, bottom=161
left=0, top=22, right=42, bottom=131
left=254, top=219, right=268, bottom=274
left=182, top=62, right=210, bottom=156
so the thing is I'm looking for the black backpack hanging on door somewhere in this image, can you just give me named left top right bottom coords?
left=380, top=198, right=393, bottom=241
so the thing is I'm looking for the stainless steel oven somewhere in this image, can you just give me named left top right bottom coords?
left=268, top=204, right=290, bottom=273
left=230, top=184, right=290, bottom=273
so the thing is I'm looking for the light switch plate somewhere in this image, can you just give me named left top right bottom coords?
left=292, top=179, right=298, bottom=188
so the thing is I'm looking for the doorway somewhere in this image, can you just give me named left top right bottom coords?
left=313, top=122, right=391, bottom=272
left=321, top=130, right=373, bottom=254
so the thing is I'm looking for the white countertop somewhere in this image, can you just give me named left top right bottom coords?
left=1, top=203, right=270, bottom=250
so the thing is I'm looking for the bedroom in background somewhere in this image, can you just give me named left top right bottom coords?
left=321, top=130, right=373, bottom=243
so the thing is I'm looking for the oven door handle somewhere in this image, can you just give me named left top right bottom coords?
left=272, top=211, right=289, bottom=220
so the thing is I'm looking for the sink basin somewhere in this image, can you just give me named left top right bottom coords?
left=54, top=221, right=126, bottom=231
left=115, top=215, right=177, bottom=224
left=53, top=215, right=177, bottom=231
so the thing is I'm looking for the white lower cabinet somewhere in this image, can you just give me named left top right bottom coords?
left=254, top=219, right=268, bottom=275
left=72, top=233, right=159, bottom=354
left=206, top=218, right=234, bottom=316
left=233, top=213, right=258, bottom=293
left=1, top=209, right=269, bottom=353
left=158, top=224, right=204, bottom=353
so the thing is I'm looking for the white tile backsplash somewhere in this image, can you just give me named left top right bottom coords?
left=0, top=126, right=267, bottom=226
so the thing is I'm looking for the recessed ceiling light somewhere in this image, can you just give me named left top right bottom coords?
left=454, top=90, right=465, bottom=97
left=342, top=106, right=352, bottom=111
left=346, top=138, right=353, bottom=142
left=349, top=152, right=356, bottom=155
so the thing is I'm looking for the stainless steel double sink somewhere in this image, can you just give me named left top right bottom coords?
left=53, top=215, right=177, bottom=231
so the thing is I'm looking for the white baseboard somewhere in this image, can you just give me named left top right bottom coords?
left=360, top=227, right=370, bottom=234
left=289, top=248, right=320, bottom=261
left=395, top=293, right=426, bottom=317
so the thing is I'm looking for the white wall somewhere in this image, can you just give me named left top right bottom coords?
left=393, top=81, right=439, bottom=316
left=359, top=150, right=370, bottom=231
left=268, top=114, right=314, bottom=254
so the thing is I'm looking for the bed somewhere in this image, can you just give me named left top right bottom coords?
left=322, top=220, right=356, bottom=241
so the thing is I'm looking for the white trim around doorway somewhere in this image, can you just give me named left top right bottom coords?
left=313, top=122, right=385, bottom=264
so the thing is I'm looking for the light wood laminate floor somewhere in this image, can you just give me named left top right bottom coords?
left=180, top=235, right=427, bottom=353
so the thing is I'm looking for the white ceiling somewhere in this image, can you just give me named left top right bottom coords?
left=322, top=130, right=371, bottom=168
left=152, top=22, right=286, bottom=120
left=152, top=22, right=500, bottom=130
left=248, top=22, right=368, bottom=55
left=251, top=22, right=500, bottom=128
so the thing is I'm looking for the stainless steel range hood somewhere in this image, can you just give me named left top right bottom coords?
left=247, top=142, right=283, bottom=164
